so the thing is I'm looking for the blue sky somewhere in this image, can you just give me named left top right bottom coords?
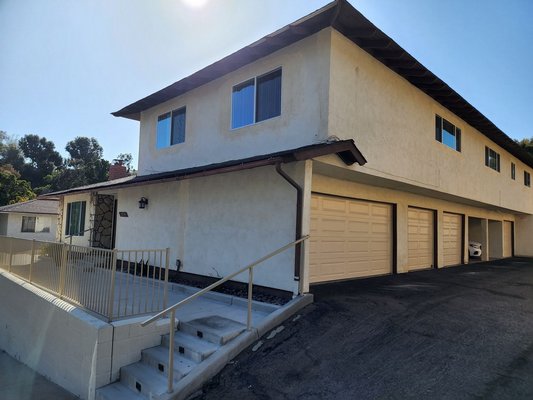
left=1, top=0, right=532, bottom=168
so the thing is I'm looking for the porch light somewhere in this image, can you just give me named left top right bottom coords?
left=138, top=197, right=149, bottom=209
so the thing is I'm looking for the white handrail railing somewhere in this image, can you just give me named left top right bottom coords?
left=140, top=235, right=309, bottom=394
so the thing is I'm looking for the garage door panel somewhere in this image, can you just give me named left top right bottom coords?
left=443, top=213, right=462, bottom=266
left=503, top=221, right=512, bottom=258
left=347, top=220, right=370, bottom=233
left=310, top=194, right=393, bottom=283
left=407, top=208, right=434, bottom=271
left=321, top=198, right=348, bottom=213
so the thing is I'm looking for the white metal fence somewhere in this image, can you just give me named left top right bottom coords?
left=0, top=236, right=169, bottom=321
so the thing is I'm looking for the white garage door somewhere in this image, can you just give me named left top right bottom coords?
left=503, top=221, right=513, bottom=258
left=443, top=213, right=463, bottom=266
left=309, top=194, right=393, bottom=283
left=407, top=207, right=434, bottom=271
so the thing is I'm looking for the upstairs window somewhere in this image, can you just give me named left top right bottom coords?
left=511, top=163, right=516, bottom=180
left=485, top=146, right=500, bottom=172
left=435, top=115, right=461, bottom=151
left=156, top=107, right=186, bottom=149
left=65, top=201, right=86, bottom=236
left=525, top=171, right=531, bottom=187
left=232, top=68, right=282, bottom=129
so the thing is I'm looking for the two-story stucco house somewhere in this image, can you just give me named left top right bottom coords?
left=52, top=0, right=533, bottom=298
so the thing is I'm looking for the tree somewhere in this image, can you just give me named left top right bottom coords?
left=517, top=138, right=533, bottom=158
left=0, top=167, right=36, bottom=206
left=66, top=137, right=103, bottom=166
left=18, top=134, right=63, bottom=188
left=45, top=136, right=110, bottom=192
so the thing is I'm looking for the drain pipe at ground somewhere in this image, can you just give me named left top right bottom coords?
left=275, top=163, right=303, bottom=281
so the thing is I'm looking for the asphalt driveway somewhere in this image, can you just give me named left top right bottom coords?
left=192, top=258, right=533, bottom=400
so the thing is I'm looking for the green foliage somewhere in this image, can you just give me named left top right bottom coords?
left=0, top=131, right=119, bottom=196
left=18, top=134, right=63, bottom=188
left=0, top=167, right=36, bottom=206
left=516, top=138, right=533, bottom=157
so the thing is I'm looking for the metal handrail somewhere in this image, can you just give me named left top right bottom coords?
left=140, top=235, right=309, bottom=393
left=65, top=228, right=93, bottom=245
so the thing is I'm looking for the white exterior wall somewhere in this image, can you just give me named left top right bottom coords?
left=101, top=163, right=303, bottom=294
left=3, top=213, right=57, bottom=242
left=327, top=29, right=533, bottom=215
left=137, top=29, right=331, bottom=175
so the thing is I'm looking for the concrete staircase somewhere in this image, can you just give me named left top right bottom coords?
left=96, top=316, right=246, bottom=400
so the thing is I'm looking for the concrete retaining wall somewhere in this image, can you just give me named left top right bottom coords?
left=0, top=271, right=170, bottom=399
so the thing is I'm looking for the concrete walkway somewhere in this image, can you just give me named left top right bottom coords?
left=0, top=350, right=78, bottom=400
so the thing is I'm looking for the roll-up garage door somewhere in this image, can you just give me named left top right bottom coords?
left=407, top=207, right=434, bottom=271
left=443, top=213, right=463, bottom=266
left=503, top=221, right=513, bottom=258
left=309, top=194, right=393, bottom=284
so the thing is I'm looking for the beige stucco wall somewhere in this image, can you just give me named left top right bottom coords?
left=2, top=213, right=57, bottom=242
left=137, top=29, right=331, bottom=176
left=327, top=29, right=533, bottom=215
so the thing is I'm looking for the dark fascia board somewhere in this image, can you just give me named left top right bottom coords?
left=48, top=140, right=365, bottom=196
left=112, top=0, right=533, bottom=169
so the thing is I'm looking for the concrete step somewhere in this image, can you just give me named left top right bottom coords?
left=179, top=315, right=246, bottom=345
left=141, top=345, right=198, bottom=379
left=96, top=382, right=146, bottom=400
left=162, top=331, right=219, bottom=363
left=121, top=362, right=175, bottom=398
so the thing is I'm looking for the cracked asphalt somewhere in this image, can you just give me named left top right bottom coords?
left=191, top=258, right=533, bottom=400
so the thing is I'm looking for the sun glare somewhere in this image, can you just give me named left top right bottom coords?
left=181, top=0, right=209, bottom=8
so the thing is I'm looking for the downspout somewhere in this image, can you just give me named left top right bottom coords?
left=275, top=163, right=303, bottom=281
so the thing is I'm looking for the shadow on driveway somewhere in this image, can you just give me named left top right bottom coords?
left=193, top=258, right=533, bottom=400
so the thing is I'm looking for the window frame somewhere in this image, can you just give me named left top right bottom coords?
left=511, top=162, right=516, bottom=180
left=485, top=146, right=501, bottom=172
left=525, top=171, right=531, bottom=187
left=156, top=106, right=187, bottom=149
left=435, top=115, right=461, bottom=152
left=21, top=216, right=36, bottom=233
left=65, top=201, right=87, bottom=237
left=231, top=67, right=282, bottom=130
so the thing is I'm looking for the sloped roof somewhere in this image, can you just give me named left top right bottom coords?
left=45, top=140, right=365, bottom=196
left=112, top=0, right=533, bottom=169
left=0, top=198, right=60, bottom=215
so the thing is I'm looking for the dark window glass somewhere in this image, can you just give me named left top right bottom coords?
left=156, top=113, right=171, bottom=149
left=485, top=147, right=500, bottom=172
left=232, top=79, right=255, bottom=129
left=171, top=107, right=186, bottom=145
left=435, top=115, right=442, bottom=142
left=21, top=216, right=36, bottom=233
left=435, top=115, right=460, bottom=152
left=256, top=69, right=282, bottom=122
left=511, top=163, right=516, bottom=180
left=66, top=201, right=86, bottom=236
left=525, top=171, right=531, bottom=187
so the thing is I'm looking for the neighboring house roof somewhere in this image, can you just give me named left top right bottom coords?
left=45, top=140, right=365, bottom=196
left=112, top=0, right=533, bottom=169
left=0, top=198, right=60, bottom=215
